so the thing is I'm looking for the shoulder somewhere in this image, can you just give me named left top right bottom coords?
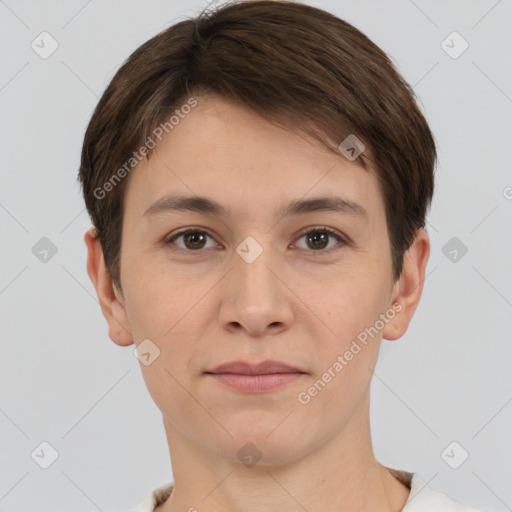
left=128, top=474, right=495, bottom=512
left=127, top=482, right=174, bottom=512
left=403, top=473, right=495, bottom=512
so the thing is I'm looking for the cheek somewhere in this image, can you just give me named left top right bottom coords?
left=122, top=254, right=210, bottom=364
left=122, top=251, right=185, bottom=335
left=304, top=267, right=390, bottom=387
left=297, top=278, right=387, bottom=419
left=316, top=269, right=389, bottom=338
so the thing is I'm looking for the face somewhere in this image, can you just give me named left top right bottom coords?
left=86, top=93, right=429, bottom=466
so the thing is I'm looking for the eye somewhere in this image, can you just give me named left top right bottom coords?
left=164, top=226, right=347, bottom=254
left=293, top=226, right=347, bottom=254
left=165, top=228, right=217, bottom=251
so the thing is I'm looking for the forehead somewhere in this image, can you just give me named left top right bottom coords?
left=122, top=94, right=384, bottom=224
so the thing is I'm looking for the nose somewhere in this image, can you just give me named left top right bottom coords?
left=218, top=242, right=294, bottom=337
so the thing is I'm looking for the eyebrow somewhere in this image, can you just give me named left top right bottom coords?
left=142, top=194, right=368, bottom=221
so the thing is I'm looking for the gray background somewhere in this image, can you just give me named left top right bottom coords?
left=1, top=0, right=511, bottom=511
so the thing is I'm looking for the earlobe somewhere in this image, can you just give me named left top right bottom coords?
left=382, top=229, right=430, bottom=341
left=84, top=227, right=134, bottom=347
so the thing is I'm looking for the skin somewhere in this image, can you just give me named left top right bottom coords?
left=85, top=94, right=430, bottom=512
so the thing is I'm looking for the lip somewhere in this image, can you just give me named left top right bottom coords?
left=206, top=359, right=304, bottom=375
left=207, top=373, right=304, bottom=392
left=204, top=359, right=306, bottom=393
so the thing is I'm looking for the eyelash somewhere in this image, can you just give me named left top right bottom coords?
left=164, top=226, right=347, bottom=255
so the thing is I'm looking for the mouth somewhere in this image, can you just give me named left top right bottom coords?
left=204, top=359, right=306, bottom=393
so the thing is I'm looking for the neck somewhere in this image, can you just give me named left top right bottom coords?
left=156, top=394, right=411, bottom=512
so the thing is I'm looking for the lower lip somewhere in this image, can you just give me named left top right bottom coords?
left=206, top=372, right=304, bottom=392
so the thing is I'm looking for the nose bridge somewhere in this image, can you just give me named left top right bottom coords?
left=219, top=232, right=293, bottom=334
left=233, top=233, right=278, bottom=299
left=236, top=233, right=268, bottom=266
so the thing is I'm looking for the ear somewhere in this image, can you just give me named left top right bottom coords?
left=84, top=227, right=134, bottom=346
left=382, top=228, right=430, bottom=341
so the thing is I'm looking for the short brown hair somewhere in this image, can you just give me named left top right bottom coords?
left=78, top=0, right=436, bottom=294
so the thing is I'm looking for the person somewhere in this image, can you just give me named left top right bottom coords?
left=78, top=1, right=493, bottom=511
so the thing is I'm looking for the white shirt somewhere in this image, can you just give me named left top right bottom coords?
left=128, top=469, right=490, bottom=512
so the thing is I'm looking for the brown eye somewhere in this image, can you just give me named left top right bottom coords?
left=295, top=227, right=346, bottom=254
left=182, top=232, right=207, bottom=250
left=165, top=226, right=346, bottom=255
left=166, top=229, right=216, bottom=251
left=306, top=231, right=329, bottom=250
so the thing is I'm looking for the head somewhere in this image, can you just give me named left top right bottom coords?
left=80, top=0, right=435, bottom=466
